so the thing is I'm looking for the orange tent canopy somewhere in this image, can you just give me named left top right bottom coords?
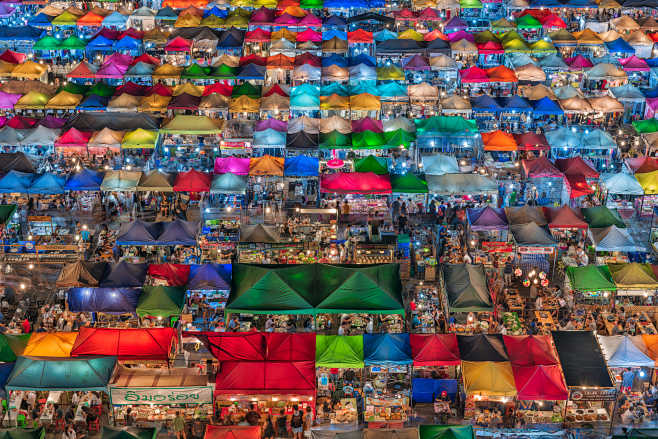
left=162, top=0, right=208, bottom=8
left=481, top=130, right=518, bottom=151
left=77, top=11, right=105, bottom=26
left=486, top=65, right=518, bottom=82
left=249, top=155, right=284, bottom=176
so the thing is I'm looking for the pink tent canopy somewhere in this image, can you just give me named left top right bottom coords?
left=296, top=28, right=322, bottom=42
left=645, top=98, right=658, bottom=118
left=249, top=7, right=275, bottom=25
left=165, top=36, right=192, bottom=52
left=566, top=55, right=593, bottom=70
left=214, top=157, right=251, bottom=175
left=104, top=53, right=133, bottom=67
left=298, top=13, right=321, bottom=26
left=447, top=30, right=474, bottom=42
left=95, top=62, right=129, bottom=79
left=619, top=55, right=650, bottom=72
left=0, top=117, right=8, bottom=128
left=320, top=172, right=392, bottom=194
left=352, top=117, right=383, bottom=133
left=460, top=66, right=490, bottom=83
left=255, top=119, right=287, bottom=132
left=0, top=91, right=21, bottom=109
left=273, top=13, right=299, bottom=25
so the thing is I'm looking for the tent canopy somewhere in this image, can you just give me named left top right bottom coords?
left=136, top=286, right=185, bottom=318
left=315, top=335, right=364, bottom=368
left=67, top=287, right=141, bottom=314
left=23, top=332, right=77, bottom=357
left=552, top=330, right=614, bottom=388
left=410, top=334, right=460, bottom=366
left=567, top=265, right=616, bottom=292
left=71, top=327, right=176, bottom=361
left=364, top=333, right=412, bottom=365
left=442, top=264, right=492, bottom=312
left=458, top=334, right=509, bottom=362
left=462, top=361, right=516, bottom=397
left=6, top=356, right=116, bottom=392
left=599, top=335, right=655, bottom=368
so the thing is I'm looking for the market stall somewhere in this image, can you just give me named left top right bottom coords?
left=409, top=334, right=460, bottom=408
left=441, top=264, right=494, bottom=334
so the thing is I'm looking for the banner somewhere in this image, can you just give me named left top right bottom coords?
left=517, top=246, right=554, bottom=255
left=482, top=241, right=514, bottom=253
left=110, top=386, right=213, bottom=405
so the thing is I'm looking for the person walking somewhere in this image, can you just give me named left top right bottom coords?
left=290, top=405, right=304, bottom=439
left=173, top=411, right=186, bottom=439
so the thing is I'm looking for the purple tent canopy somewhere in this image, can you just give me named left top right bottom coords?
left=255, top=118, right=287, bottom=132
left=352, top=117, right=383, bottom=133
left=95, top=62, right=129, bottom=79
left=444, top=16, right=467, bottom=32
left=104, top=53, right=133, bottom=66
left=467, top=206, right=508, bottom=231
left=273, top=13, right=299, bottom=25
left=39, top=115, right=67, bottom=129
left=447, top=30, right=473, bottom=43
left=214, top=157, right=250, bottom=175
left=0, top=3, right=15, bottom=17
left=403, top=55, right=430, bottom=71
left=250, top=7, right=275, bottom=25
left=0, top=91, right=21, bottom=109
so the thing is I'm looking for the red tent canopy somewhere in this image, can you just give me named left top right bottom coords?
left=542, top=14, right=566, bottom=28
left=147, top=263, right=191, bottom=286
left=215, top=361, right=316, bottom=395
left=320, top=172, right=392, bottom=195
left=544, top=205, right=588, bottom=229
left=477, top=41, right=504, bottom=54
left=348, top=29, right=373, bottom=43
left=71, top=327, right=176, bottom=361
left=205, top=426, right=261, bottom=439
left=513, top=132, right=549, bottom=150
left=147, top=83, right=173, bottom=97
left=174, top=169, right=211, bottom=192
left=262, top=84, right=288, bottom=98
left=165, top=36, right=192, bottom=52
left=204, top=82, right=233, bottom=96
left=565, top=174, right=594, bottom=199
left=114, top=81, right=147, bottom=96
left=56, top=128, right=93, bottom=147
left=512, top=365, right=569, bottom=400
left=245, top=28, right=271, bottom=43
left=555, top=157, right=599, bottom=178
left=132, top=53, right=161, bottom=66
left=503, top=335, right=559, bottom=366
left=459, top=66, right=490, bottom=83
left=522, top=156, right=563, bottom=178
left=7, top=116, right=38, bottom=129
left=186, top=332, right=315, bottom=361
left=240, top=54, right=266, bottom=66
left=626, top=156, right=658, bottom=174
left=410, top=334, right=460, bottom=366
left=0, top=50, right=26, bottom=64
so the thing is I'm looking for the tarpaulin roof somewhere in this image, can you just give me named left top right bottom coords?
left=0, top=334, right=29, bottom=362
left=71, top=327, right=175, bottom=361
left=137, top=171, right=174, bottom=192
left=228, top=263, right=403, bottom=315
left=187, top=264, right=230, bottom=291
left=391, top=173, right=428, bottom=194
left=599, top=335, right=654, bottom=368
left=316, top=335, right=364, bottom=368
left=284, top=156, right=319, bottom=177
left=510, top=222, right=556, bottom=246
left=467, top=206, right=508, bottom=231
left=215, top=157, right=250, bottom=175
left=215, top=360, right=315, bottom=395
left=421, top=155, right=459, bottom=175
left=503, top=335, right=559, bottom=366
left=249, top=155, right=284, bottom=176
left=136, top=286, right=185, bottom=318
left=101, top=170, right=142, bottom=192
left=427, top=174, right=497, bottom=195
left=442, top=264, right=493, bottom=312
left=67, top=287, right=141, bottom=313
left=410, top=334, right=460, bottom=366
left=0, top=171, right=33, bottom=194
left=320, top=172, right=392, bottom=195
left=512, top=364, right=568, bottom=400
left=56, top=261, right=107, bottom=288
left=364, top=333, right=412, bottom=365
left=64, top=168, right=103, bottom=192
left=148, top=263, right=190, bottom=286
left=458, top=334, right=508, bottom=362
left=174, top=169, right=211, bottom=192
left=601, top=172, right=644, bottom=196
left=419, top=425, right=473, bottom=439
left=462, top=361, right=516, bottom=397
left=240, top=224, right=280, bottom=243
left=582, top=206, right=626, bottom=229
left=505, top=206, right=547, bottom=226
left=210, top=173, right=247, bottom=195
left=23, top=332, right=77, bottom=357
left=552, top=331, right=614, bottom=388
left=609, top=263, right=658, bottom=289
left=590, top=225, right=642, bottom=252
left=6, top=356, right=116, bottom=392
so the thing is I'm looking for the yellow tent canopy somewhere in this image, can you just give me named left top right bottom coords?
left=573, top=29, right=603, bottom=45
left=350, top=93, right=381, bottom=111
left=398, top=29, right=424, bottom=41
left=320, top=93, right=349, bottom=110
left=89, top=127, right=125, bottom=148
left=139, top=94, right=171, bottom=112
left=14, top=90, right=49, bottom=109
left=122, top=128, right=159, bottom=149
left=229, top=95, right=260, bottom=112
left=636, top=170, right=658, bottom=195
left=23, top=332, right=78, bottom=357
left=174, top=14, right=201, bottom=27
left=249, top=155, right=284, bottom=176
left=161, top=114, right=223, bottom=134
left=152, top=63, right=183, bottom=80
left=199, top=93, right=230, bottom=110
left=0, top=61, right=16, bottom=77
left=462, top=361, right=517, bottom=397
left=46, top=91, right=83, bottom=110
left=173, top=82, right=204, bottom=97
left=10, top=61, right=48, bottom=80
left=271, top=28, right=297, bottom=42
left=107, top=93, right=141, bottom=112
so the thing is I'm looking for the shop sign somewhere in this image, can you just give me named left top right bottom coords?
left=569, top=388, right=617, bottom=401
left=517, top=246, right=554, bottom=255
left=27, top=216, right=51, bottom=222
left=35, top=244, right=79, bottom=252
left=110, top=387, right=213, bottom=405
left=482, top=241, right=514, bottom=253
left=221, top=141, right=250, bottom=150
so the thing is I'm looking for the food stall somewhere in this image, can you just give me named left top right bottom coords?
left=552, top=331, right=616, bottom=428
left=237, top=224, right=307, bottom=264
left=608, top=263, right=658, bottom=308
left=186, top=264, right=232, bottom=319
left=461, top=360, right=517, bottom=425
left=315, top=335, right=363, bottom=425
left=362, top=334, right=412, bottom=428
left=440, top=264, right=494, bottom=334
left=409, top=334, right=460, bottom=407
left=109, top=366, right=213, bottom=424
left=565, top=265, right=616, bottom=305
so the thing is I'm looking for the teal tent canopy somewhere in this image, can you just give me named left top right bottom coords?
left=6, top=356, right=116, bottom=391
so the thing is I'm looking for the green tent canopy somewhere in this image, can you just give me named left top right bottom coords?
left=633, top=119, right=658, bottom=134
left=320, top=131, right=351, bottom=149
left=352, top=130, right=386, bottom=149
left=442, top=264, right=493, bottom=312
left=0, top=428, right=45, bottom=439
left=211, top=64, right=237, bottom=79
left=101, top=426, right=157, bottom=439
left=415, top=116, right=478, bottom=134
left=6, top=356, right=117, bottom=392
left=0, top=334, right=29, bottom=362
left=227, top=264, right=404, bottom=315
left=87, top=82, right=117, bottom=97
left=391, top=173, right=428, bottom=193
left=60, top=36, right=87, bottom=50
left=516, top=14, right=542, bottom=29
left=419, top=426, right=474, bottom=439
left=136, top=286, right=185, bottom=318
left=460, top=0, right=482, bottom=7
left=182, top=63, right=212, bottom=79
left=0, top=205, right=17, bottom=226
left=33, top=36, right=61, bottom=51
left=316, top=335, right=364, bottom=368
left=582, top=206, right=626, bottom=228
left=354, top=156, right=389, bottom=175
left=384, top=129, right=415, bottom=148
left=231, top=82, right=261, bottom=99
left=566, top=265, right=616, bottom=292
left=58, top=83, right=90, bottom=95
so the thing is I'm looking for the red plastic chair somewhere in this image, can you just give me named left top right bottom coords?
left=88, top=418, right=100, bottom=433
left=54, top=418, right=65, bottom=432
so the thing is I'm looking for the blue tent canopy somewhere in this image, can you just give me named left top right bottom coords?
left=6, top=356, right=117, bottom=392
left=412, top=378, right=458, bottom=403
left=28, top=173, right=66, bottom=195
left=373, top=30, right=397, bottom=42
left=77, top=94, right=109, bottom=111
left=323, top=29, right=348, bottom=41
left=100, top=261, right=148, bottom=287
left=322, top=54, right=347, bottom=68
left=324, top=15, right=347, bottom=27
left=290, top=93, right=320, bottom=108
left=642, top=87, right=658, bottom=99
left=253, top=129, right=286, bottom=147
left=155, top=6, right=177, bottom=19
left=600, top=335, right=655, bottom=368
left=349, top=54, right=376, bottom=67
left=116, top=219, right=157, bottom=245
left=114, top=36, right=141, bottom=51
left=187, top=264, right=231, bottom=290
left=64, top=168, right=103, bottom=191
left=284, top=155, right=319, bottom=177
left=236, top=63, right=265, bottom=80
left=471, top=95, right=503, bottom=112
left=646, top=59, right=658, bottom=68
left=28, top=14, right=53, bottom=27
left=0, top=27, right=43, bottom=41
left=67, top=287, right=141, bottom=313
left=0, top=171, right=33, bottom=194
left=498, top=95, right=532, bottom=111
left=364, top=333, right=413, bottom=365
left=0, top=363, right=14, bottom=398
left=86, top=35, right=115, bottom=51
left=205, top=6, right=228, bottom=18
left=102, top=12, right=128, bottom=28
left=157, top=219, right=198, bottom=245
left=218, top=29, right=244, bottom=48
left=605, top=38, right=635, bottom=55
left=531, top=97, right=564, bottom=115
left=349, top=82, right=375, bottom=96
